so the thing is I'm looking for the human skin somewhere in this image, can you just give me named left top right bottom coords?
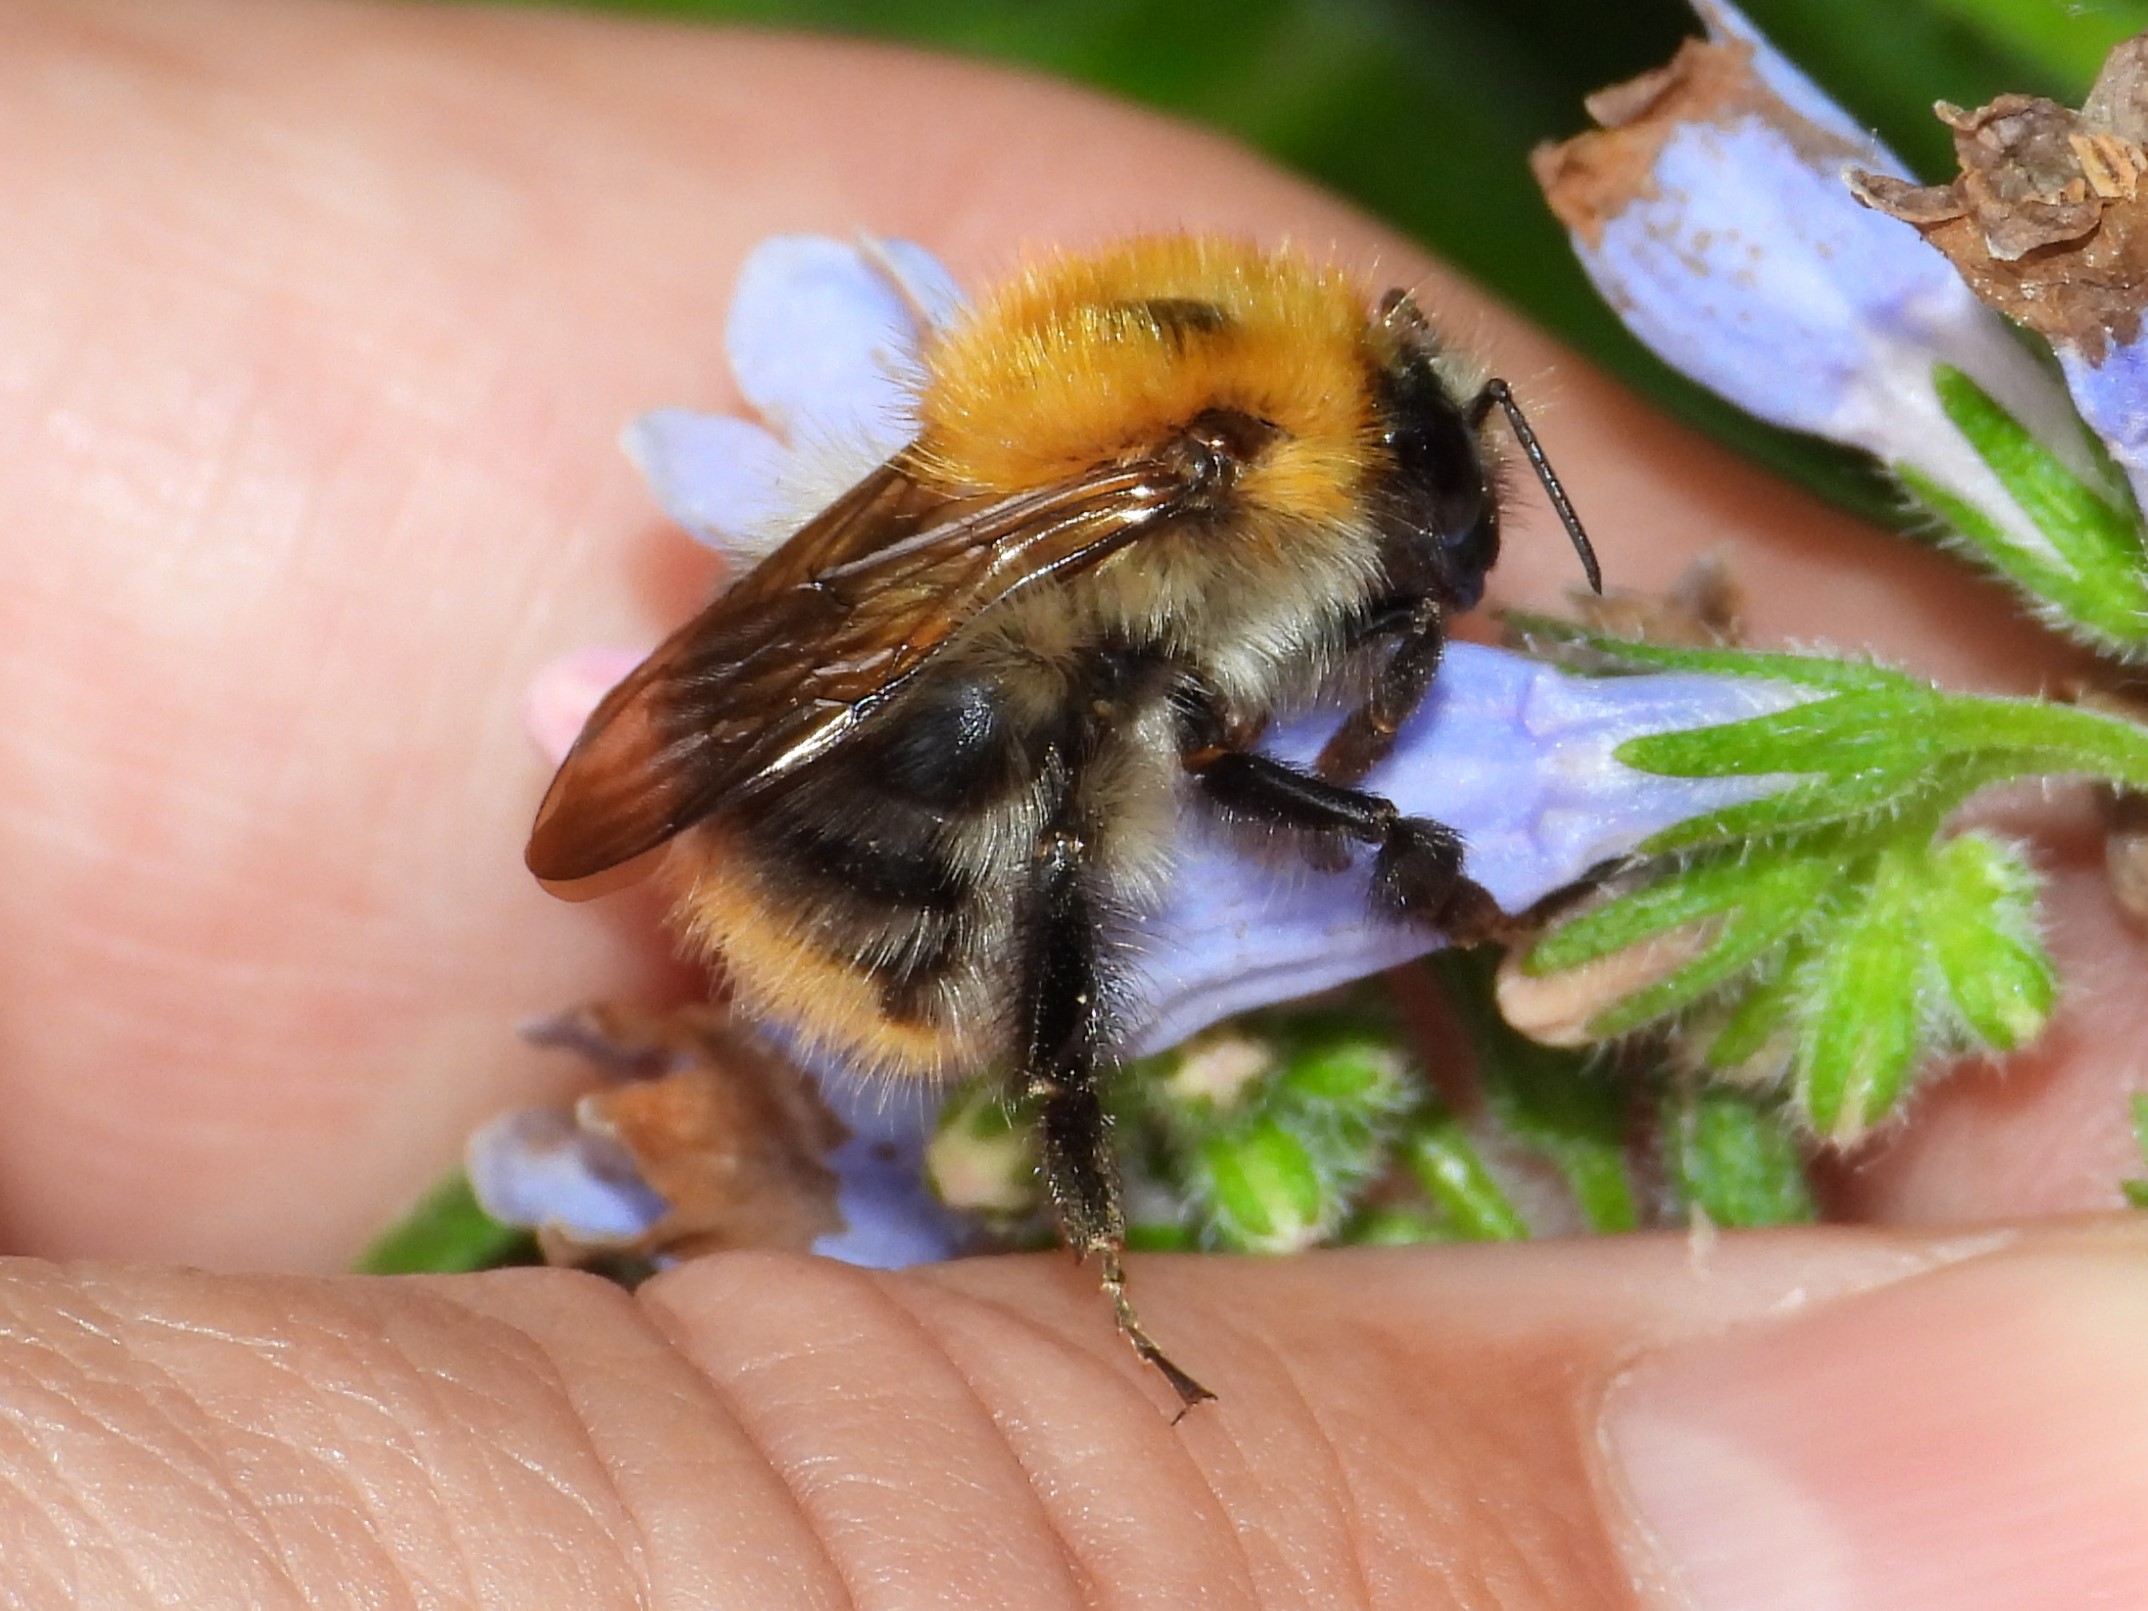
left=4, top=1, right=2147, bottom=1606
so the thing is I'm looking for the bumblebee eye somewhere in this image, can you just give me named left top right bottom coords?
left=1441, top=507, right=1499, bottom=610
left=1373, top=393, right=1499, bottom=604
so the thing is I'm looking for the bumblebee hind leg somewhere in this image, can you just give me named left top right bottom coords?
left=1020, top=821, right=1215, bottom=1413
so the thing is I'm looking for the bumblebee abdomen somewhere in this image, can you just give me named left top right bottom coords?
left=668, top=672, right=1057, bottom=1078
left=672, top=810, right=1016, bottom=1080
left=665, top=649, right=1195, bottom=1081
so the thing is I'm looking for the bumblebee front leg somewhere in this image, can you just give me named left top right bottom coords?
left=1019, top=823, right=1216, bottom=1411
left=1317, top=595, right=1446, bottom=786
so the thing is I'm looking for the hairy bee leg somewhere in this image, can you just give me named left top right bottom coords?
left=1190, top=750, right=1505, bottom=942
left=1367, top=815, right=1504, bottom=941
left=1021, top=827, right=1216, bottom=1411
left=1316, top=595, right=1445, bottom=785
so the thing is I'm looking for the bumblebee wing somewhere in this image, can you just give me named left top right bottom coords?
left=525, top=449, right=1200, bottom=886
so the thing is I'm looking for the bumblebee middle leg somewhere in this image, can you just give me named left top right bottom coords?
left=1190, top=747, right=1504, bottom=941
left=1018, top=819, right=1215, bottom=1411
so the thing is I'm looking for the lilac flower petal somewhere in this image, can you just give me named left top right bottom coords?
left=798, top=1064, right=963, bottom=1267
left=466, top=1108, right=668, bottom=1244
left=621, top=409, right=791, bottom=557
left=2057, top=339, right=2148, bottom=513
left=1126, top=643, right=1805, bottom=1054
left=726, top=235, right=939, bottom=461
left=627, top=238, right=967, bottom=563
left=865, top=236, right=967, bottom=332
left=1693, top=0, right=1871, bottom=149
left=812, top=1134, right=966, bottom=1268
left=1589, top=129, right=2081, bottom=534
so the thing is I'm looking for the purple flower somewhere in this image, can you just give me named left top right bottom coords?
left=466, top=1107, right=669, bottom=1247
left=1533, top=0, right=2095, bottom=566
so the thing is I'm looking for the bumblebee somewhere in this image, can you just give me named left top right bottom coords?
left=527, top=236, right=1600, bottom=1407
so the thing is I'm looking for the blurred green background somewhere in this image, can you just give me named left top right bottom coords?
left=459, top=0, right=2148, bottom=516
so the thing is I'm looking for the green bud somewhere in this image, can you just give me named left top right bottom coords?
left=1790, top=841, right=1925, bottom=1141
left=1341, top=1203, right=1457, bottom=1246
left=1924, top=833, right=2056, bottom=1052
left=1664, top=1083, right=1815, bottom=1228
left=1196, top=1116, right=1331, bottom=1253
left=1277, top=1033, right=1408, bottom=1110
left=1272, top=1033, right=1415, bottom=1170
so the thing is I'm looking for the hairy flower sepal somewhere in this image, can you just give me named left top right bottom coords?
left=1511, top=630, right=2148, bottom=1137
left=1531, top=826, right=2050, bottom=1139
left=1527, top=634, right=2148, bottom=849
left=1899, top=365, right=2148, bottom=654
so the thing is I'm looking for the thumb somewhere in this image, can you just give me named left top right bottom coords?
left=1602, top=1224, right=2148, bottom=1610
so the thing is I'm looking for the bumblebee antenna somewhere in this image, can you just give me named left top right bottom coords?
left=1477, top=378, right=1602, bottom=594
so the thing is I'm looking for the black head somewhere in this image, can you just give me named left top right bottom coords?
left=1366, top=291, right=1600, bottom=612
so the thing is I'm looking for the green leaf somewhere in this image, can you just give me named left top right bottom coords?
left=1527, top=848, right=1839, bottom=1038
left=1517, top=633, right=2148, bottom=862
left=1527, top=844, right=1830, bottom=972
left=1624, top=690, right=1938, bottom=780
left=1503, top=619, right=1901, bottom=692
left=1932, top=366, right=2141, bottom=567
left=1703, top=945, right=1804, bottom=1072
left=354, top=1171, right=536, bottom=1275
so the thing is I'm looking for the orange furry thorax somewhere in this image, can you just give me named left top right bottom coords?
left=913, top=235, right=1379, bottom=520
